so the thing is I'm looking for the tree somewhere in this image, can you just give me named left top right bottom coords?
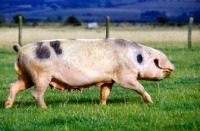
left=156, top=16, right=168, bottom=24
left=64, top=16, right=81, bottom=26
left=0, top=14, right=6, bottom=25
left=13, top=14, right=27, bottom=24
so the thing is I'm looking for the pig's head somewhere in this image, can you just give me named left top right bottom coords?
left=136, top=46, right=174, bottom=81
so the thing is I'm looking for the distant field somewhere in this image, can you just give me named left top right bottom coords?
left=0, top=25, right=200, bottom=48
left=0, top=26, right=199, bottom=130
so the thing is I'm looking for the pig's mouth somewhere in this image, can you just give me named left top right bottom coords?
left=163, top=70, right=171, bottom=78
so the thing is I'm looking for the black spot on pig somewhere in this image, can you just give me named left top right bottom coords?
left=137, top=54, right=143, bottom=64
left=50, top=40, right=62, bottom=55
left=114, top=39, right=142, bottom=49
left=37, top=42, right=43, bottom=47
left=114, top=39, right=127, bottom=47
left=35, top=42, right=50, bottom=59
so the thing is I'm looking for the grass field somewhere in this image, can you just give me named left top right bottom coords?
left=0, top=26, right=200, bottom=131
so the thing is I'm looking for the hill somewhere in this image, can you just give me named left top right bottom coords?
left=1, top=0, right=200, bottom=23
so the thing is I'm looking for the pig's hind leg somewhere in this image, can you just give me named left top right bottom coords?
left=4, top=76, right=33, bottom=109
left=32, top=75, right=51, bottom=108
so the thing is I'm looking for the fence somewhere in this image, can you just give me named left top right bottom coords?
left=18, top=16, right=193, bottom=50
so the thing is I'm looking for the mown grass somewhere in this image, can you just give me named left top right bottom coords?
left=0, top=27, right=200, bottom=131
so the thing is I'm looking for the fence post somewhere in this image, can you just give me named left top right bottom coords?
left=18, top=16, right=22, bottom=46
left=188, top=17, right=193, bottom=50
left=106, top=16, right=110, bottom=38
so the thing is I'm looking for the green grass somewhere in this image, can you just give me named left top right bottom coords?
left=0, top=42, right=200, bottom=131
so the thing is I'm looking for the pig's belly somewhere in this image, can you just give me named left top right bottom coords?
left=52, top=65, right=114, bottom=87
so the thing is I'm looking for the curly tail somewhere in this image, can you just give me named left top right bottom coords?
left=13, top=44, right=21, bottom=52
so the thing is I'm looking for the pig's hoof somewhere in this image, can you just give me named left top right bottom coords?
left=143, top=92, right=153, bottom=103
left=39, top=106, right=47, bottom=109
left=144, top=98, right=153, bottom=104
left=39, top=104, right=47, bottom=109
left=4, top=101, right=12, bottom=109
left=100, top=101, right=107, bottom=106
left=146, top=99, right=153, bottom=104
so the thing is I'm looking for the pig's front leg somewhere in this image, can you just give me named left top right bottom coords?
left=119, top=80, right=153, bottom=103
left=100, top=83, right=113, bottom=105
left=134, top=81, right=153, bottom=103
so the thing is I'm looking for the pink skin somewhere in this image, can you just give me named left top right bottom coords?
left=4, top=39, right=174, bottom=108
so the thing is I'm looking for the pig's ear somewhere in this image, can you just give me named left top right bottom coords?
left=149, top=50, right=167, bottom=69
left=154, top=57, right=174, bottom=70
left=154, top=59, right=166, bottom=69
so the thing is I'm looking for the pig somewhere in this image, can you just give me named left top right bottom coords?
left=4, top=38, right=174, bottom=108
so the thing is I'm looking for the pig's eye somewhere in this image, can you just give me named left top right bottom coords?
left=137, top=54, right=143, bottom=64
left=154, top=59, right=160, bottom=68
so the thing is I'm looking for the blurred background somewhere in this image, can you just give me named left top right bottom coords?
left=0, top=0, right=200, bottom=26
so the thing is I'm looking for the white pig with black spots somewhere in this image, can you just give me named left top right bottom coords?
left=4, top=38, right=174, bottom=108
